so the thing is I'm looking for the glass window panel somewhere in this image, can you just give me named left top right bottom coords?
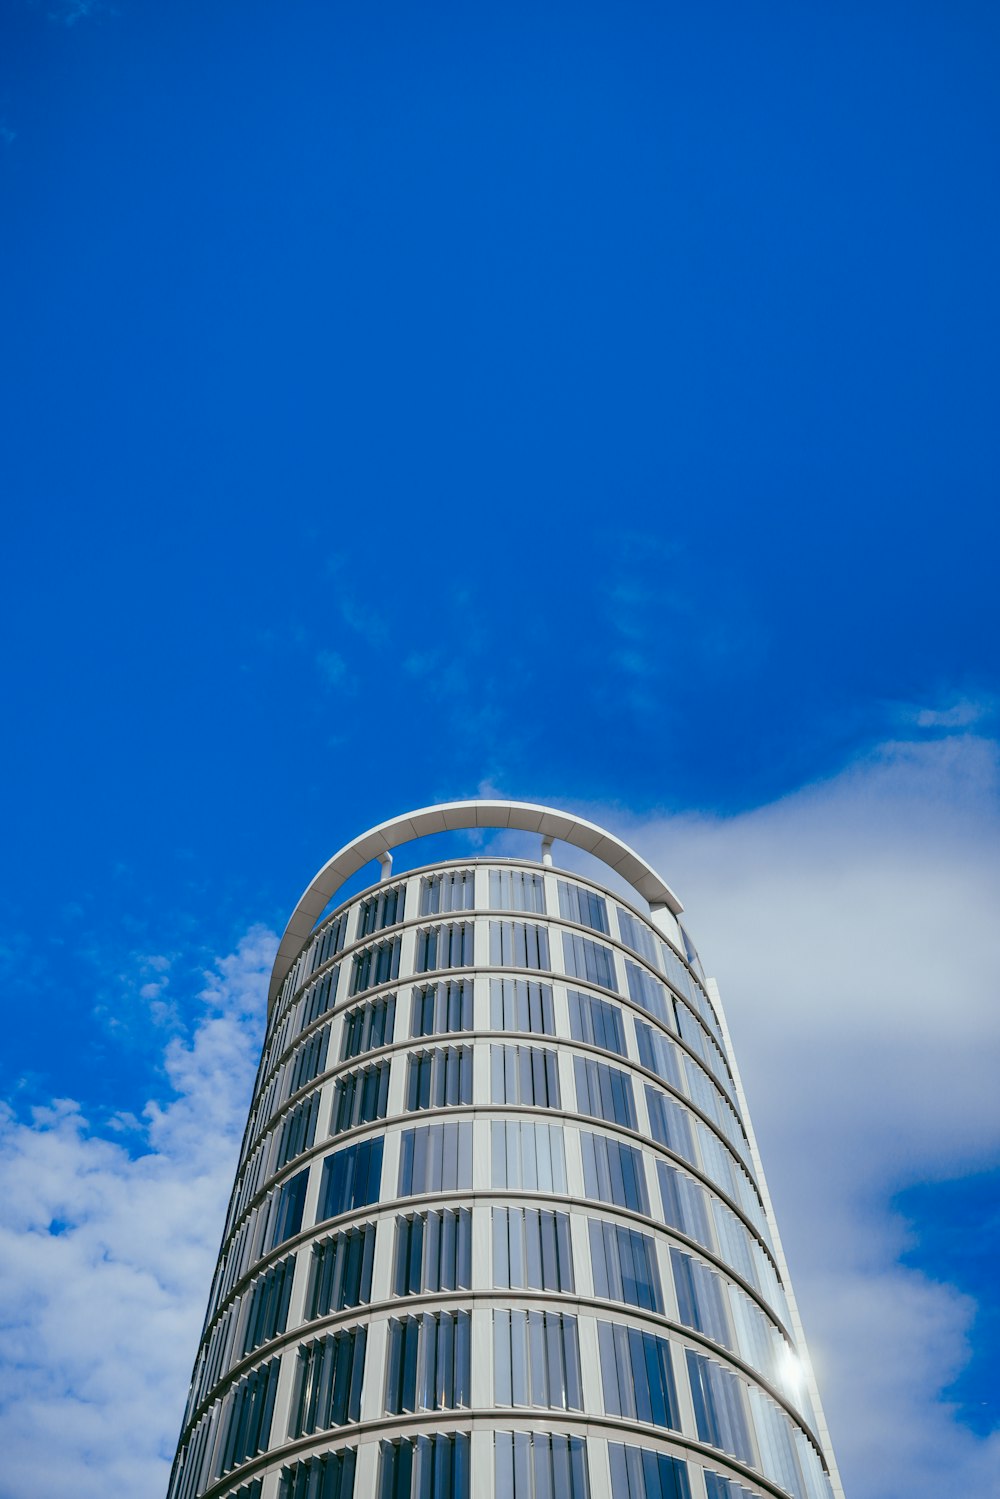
left=319, top=1138, right=383, bottom=1222
left=290, top=1326, right=366, bottom=1435
left=383, top=1315, right=470, bottom=1414
left=377, top=1434, right=470, bottom=1499
left=430, top=1210, right=445, bottom=1291
left=634, top=1019, right=682, bottom=1088
left=341, top=994, right=396, bottom=1061
left=350, top=937, right=401, bottom=996
left=529, top=1310, right=548, bottom=1403
left=615, top=908, right=660, bottom=967
left=393, top=1209, right=472, bottom=1295
left=491, top=1122, right=567, bottom=1193
left=490, top=921, right=552, bottom=971
left=511, top=1310, right=528, bottom=1405
left=266, top=1168, right=309, bottom=1251
left=492, top=1206, right=511, bottom=1289
left=495, top=1434, right=515, bottom=1499
left=299, top=965, right=341, bottom=1031
left=242, top=1253, right=295, bottom=1354
left=523, top=1125, right=540, bottom=1191
left=490, top=869, right=547, bottom=913
left=420, top=871, right=475, bottom=915
left=493, top=1310, right=582, bottom=1411
left=490, top=1043, right=561, bottom=1107
left=397, top=1123, right=473, bottom=1196
left=492, top=1206, right=574, bottom=1291
left=562, top=932, right=618, bottom=992
left=406, top=1046, right=474, bottom=1111
left=274, top=1092, right=321, bottom=1170
left=308, top=1225, right=375, bottom=1317
left=331, top=1060, right=391, bottom=1135
left=645, top=1086, right=697, bottom=1165
left=696, top=1122, right=738, bottom=1200
left=656, top=1161, right=714, bottom=1251
left=533, top=1439, right=554, bottom=1499
left=308, top=910, right=349, bottom=971
left=567, top=989, right=627, bottom=1056
left=625, top=962, right=672, bottom=1027
left=278, top=1450, right=356, bottom=1499
left=574, top=1055, right=637, bottom=1129
left=216, top=1356, right=281, bottom=1475
left=494, top=1309, right=513, bottom=1406
left=607, top=1443, right=692, bottom=1499
left=538, top=1208, right=558, bottom=1289
left=660, top=940, right=694, bottom=1004
left=490, top=977, right=555, bottom=1034
left=711, top=1198, right=759, bottom=1288
left=558, top=880, right=610, bottom=934
left=588, top=1219, right=663, bottom=1312
left=410, top=981, right=473, bottom=1038
left=286, top=1023, right=332, bottom=1098
left=580, top=1132, right=649, bottom=1214
left=598, top=1322, right=680, bottom=1432
left=670, top=1248, right=734, bottom=1351
left=416, top=923, right=475, bottom=974
left=358, top=885, right=406, bottom=937
left=686, top=1350, right=754, bottom=1466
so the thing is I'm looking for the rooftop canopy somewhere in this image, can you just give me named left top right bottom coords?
left=268, top=799, right=682, bottom=1010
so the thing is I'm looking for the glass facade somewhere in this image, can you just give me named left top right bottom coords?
left=169, top=805, right=841, bottom=1499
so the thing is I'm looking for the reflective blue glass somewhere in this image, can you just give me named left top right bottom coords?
left=598, top=1321, right=680, bottom=1431
left=558, top=880, right=610, bottom=934
left=490, top=977, right=555, bottom=1034
left=608, top=1442, right=692, bottom=1499
left=574, top=1055, right=637, bottom=1129
left=319, top=1139, right=383, bottom=1221
left=589, top=1218, right=663, bottom=1312
left=308, top=1224, right=376, bottom=1317
left=494, top=1309, right=583, bottom=1410
left=686, top=1350, right=754, bottom=1465
left=581, top=1131, right=649, bottom=1213
left=568, top=989, right=627, bottom=1055
left=279, top=1450, right=356, bottom=1499
left=563, top=932, right=618, bottom=991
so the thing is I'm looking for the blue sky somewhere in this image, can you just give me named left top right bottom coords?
left=1, top=4, right=998, bottom=1497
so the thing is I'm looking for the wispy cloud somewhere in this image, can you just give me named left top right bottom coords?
left=315, top=648, right=349, bottom=689
left=598, top=534, right=769, bottom=722
left=909, top=696, right=996, bottom=730
left=40, top=0, right=107, bottom=25
left=0, top=926, right=274, bottom=1499
left=339, top=596, right=388, bottom=648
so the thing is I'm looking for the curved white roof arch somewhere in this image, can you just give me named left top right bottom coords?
left=268, top=798, right=682, bottom=1009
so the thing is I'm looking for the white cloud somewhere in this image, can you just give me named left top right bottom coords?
left=0, top=926, right=274, bottom=1499
left=623, top=732, right=1000, bottom=1498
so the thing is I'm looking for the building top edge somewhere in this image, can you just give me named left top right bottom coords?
left=267, top=799, right=683, bottom=1011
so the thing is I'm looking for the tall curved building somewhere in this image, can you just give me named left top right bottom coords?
left=169, top=801, right=844, bottom=1499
